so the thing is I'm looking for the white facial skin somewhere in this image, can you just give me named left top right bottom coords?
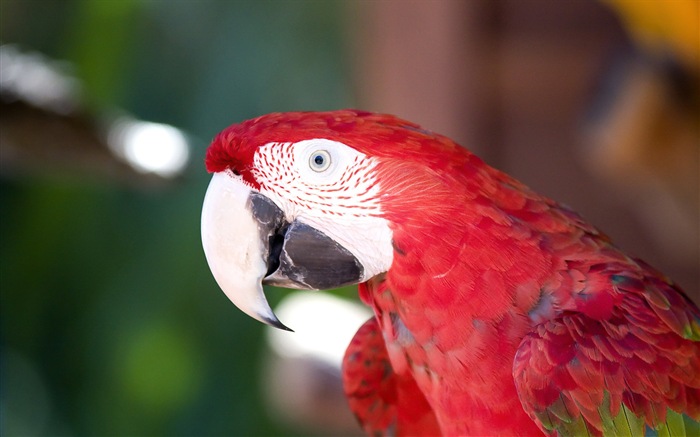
left=252, top=139, right=394, bottom=282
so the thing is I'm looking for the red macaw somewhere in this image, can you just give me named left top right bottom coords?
left=200, top=110, right=699, bottom=436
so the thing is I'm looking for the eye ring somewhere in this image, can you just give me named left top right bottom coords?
left=309, top=150, right=332, bottom=172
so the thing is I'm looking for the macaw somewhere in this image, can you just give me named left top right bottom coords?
left=200, top=110, right=700, bottom=436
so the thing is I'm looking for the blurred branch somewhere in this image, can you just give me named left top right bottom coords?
left=0, top=44, right=189, bottom=188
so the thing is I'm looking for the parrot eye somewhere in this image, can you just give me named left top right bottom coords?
left=309, top=150, right=332, bottom=172
left=284, top=138, right=364, bottom=185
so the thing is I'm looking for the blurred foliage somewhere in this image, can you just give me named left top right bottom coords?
left=0, top=0, right=353, bottom=435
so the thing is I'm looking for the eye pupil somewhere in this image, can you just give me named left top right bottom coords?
left=314, top=155, right=325, bottom=165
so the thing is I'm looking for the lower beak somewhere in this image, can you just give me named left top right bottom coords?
left=201, top=172, right=364, bottom=330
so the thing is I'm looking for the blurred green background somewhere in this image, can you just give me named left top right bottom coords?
left=1, top=1, right=352, bottom=436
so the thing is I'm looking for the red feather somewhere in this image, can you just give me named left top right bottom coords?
left=342, top=317, right=440, bottom=436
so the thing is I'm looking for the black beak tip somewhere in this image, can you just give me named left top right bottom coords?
left=261, top=314, right=294, bottom=332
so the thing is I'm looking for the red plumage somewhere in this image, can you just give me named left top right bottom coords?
left=206, top=110, right=700, bottom=436
left=342, top=316, right=441, bottom=436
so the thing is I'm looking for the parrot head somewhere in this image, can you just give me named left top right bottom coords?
left=201, top=110, right=477, bottom=330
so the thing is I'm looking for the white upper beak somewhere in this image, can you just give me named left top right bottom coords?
left=201, top=172, right=289, bottom=329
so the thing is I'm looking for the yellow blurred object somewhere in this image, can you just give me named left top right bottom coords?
left=605, top=0, right=699, bottom=70
left=586, top=1, right=700, bottom=271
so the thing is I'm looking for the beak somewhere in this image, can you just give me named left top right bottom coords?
left=201, top=172, right=364, bottom=330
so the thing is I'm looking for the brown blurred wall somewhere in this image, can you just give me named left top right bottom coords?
left=352, top=0, right=699, bottom=302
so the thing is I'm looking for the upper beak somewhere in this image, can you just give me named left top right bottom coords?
left=201, top=172, right=364, bottom=330
left=200, top=172, right=291, bottom=330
